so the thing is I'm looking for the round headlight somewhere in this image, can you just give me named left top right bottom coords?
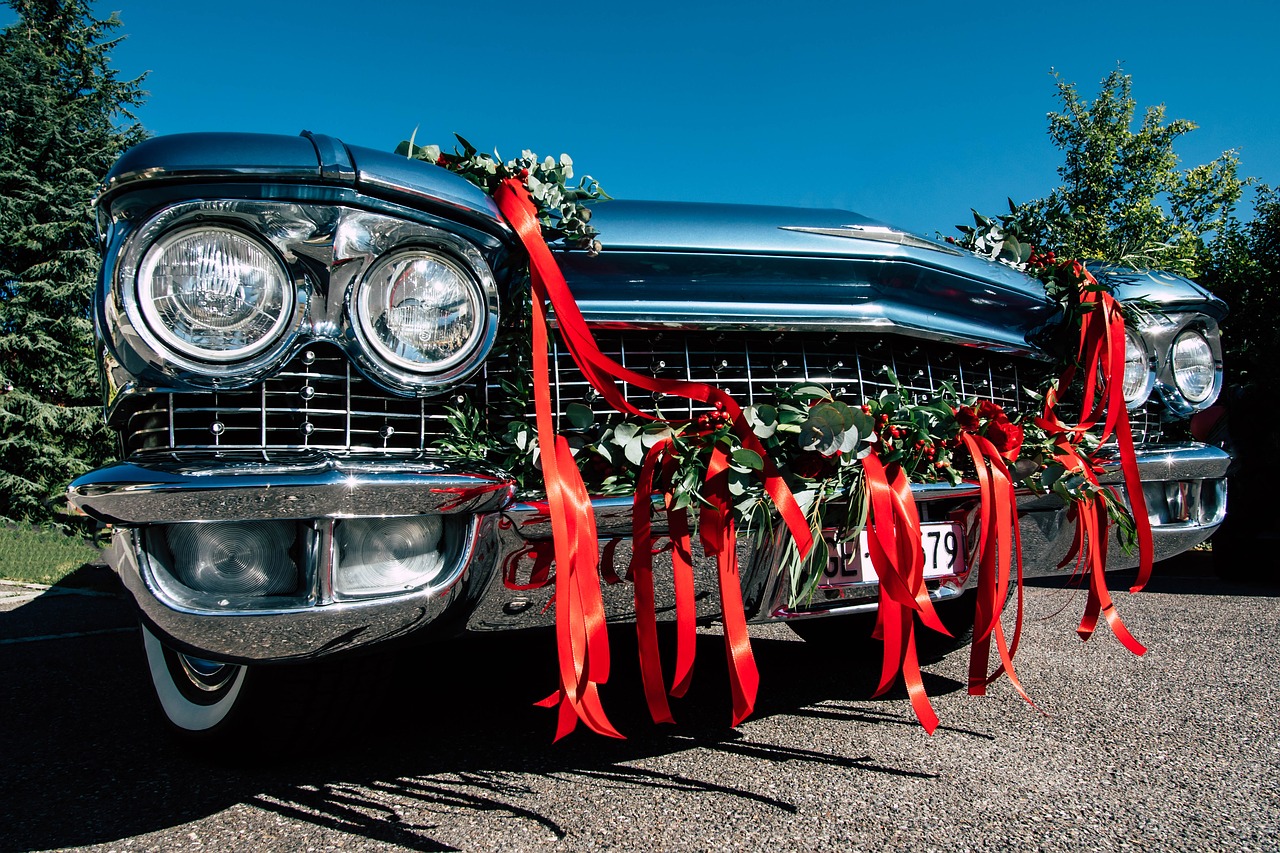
left=1121, top=326, right=1153, bottom=407
left=354, top=249, right=485, bottom=374
left=137, top=226, right=293, bottom=362
left=1170, top=329, right=1216, bottom=404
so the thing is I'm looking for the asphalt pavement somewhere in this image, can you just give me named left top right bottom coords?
left=1, top=551, right=1276, bottom=852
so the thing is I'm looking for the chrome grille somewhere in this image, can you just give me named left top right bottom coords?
left=123, top=346, right=443, bottom=453
left=506, top=330, right=1034, bottom=425
left=121, top=332, right=1159, bottom=455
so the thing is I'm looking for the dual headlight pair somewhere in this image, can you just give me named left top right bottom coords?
left=1121, top=323, right=1220, bottom=412
left=129, top=222, right=489, bottom=386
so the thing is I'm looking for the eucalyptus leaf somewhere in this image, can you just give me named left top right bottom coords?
left=731, top=448, right=764, bottom=471
left=613, top=422, right=640, bottom=444
left=850, top=409, right=873, bottom=438
left=838, top=427, right=861, bottom=455
left=641, top=424, right=674, bottom=447
left=827, top=400, right=856, bottom=431
left=624, top=435, right=645, bottom=466
left=565, top=402, right=594, bottom=429
left=789, top=382, right=832, bottom=401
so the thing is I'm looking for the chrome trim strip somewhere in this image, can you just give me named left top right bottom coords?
left=68, top=452, right=516, bottom=525
left=564, top=303, right=1044, bottom=357
left=780, top=224, right=964, bottom=256
left=1091, top=442, right=1230, bottom=483
left=97, top=165, right=323, bottom=202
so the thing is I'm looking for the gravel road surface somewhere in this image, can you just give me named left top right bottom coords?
left=1, top=552, right=1276, bottom=852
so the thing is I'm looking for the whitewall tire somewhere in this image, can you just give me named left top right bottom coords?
left=141, top=624, right=249, bottom=734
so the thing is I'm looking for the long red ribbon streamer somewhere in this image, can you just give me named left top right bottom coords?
left=959, top=432, right=1035, bottom=707
left=1034, top=272, right=1153, bottom=651
left=495, top=180, right=814, bottom=734
left=863, top=452, right=947, bottom=734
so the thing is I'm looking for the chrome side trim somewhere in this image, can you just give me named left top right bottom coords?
left=567, top=306, right=1040, bottom=354
left=68, top=452, right=515, bottom=525
left=779, top=224, right=964, bottom=256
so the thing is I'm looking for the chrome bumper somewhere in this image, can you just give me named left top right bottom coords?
left=78, top=443, right=1229, bottom=663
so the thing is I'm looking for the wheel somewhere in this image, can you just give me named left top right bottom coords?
left=141, top=624, right=250, bottom=735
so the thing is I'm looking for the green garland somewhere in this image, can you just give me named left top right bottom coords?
left=405, top=138, right=1140, bottom=603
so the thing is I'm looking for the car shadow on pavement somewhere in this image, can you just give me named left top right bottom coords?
left=0, top=583, right=971, bottom=852
left=1024, top=549, right=1279, bottom=597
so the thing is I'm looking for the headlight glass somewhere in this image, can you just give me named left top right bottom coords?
left=137, top=226, right=293, bottom=362
left=355, top=249, right=484, bottom=373
left=166, top=521, right=298, bottom=597
left=1122, top=326, right=1152, bottom=406
left=1171, top=329, right=1216, bottom=404
left=335, top=516, right=447, bottom=597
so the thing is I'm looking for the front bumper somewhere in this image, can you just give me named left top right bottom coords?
left=73, top=443, right=1229, bottom=663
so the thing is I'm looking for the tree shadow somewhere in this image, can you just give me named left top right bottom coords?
left=0, top=589, right=974, bottom=852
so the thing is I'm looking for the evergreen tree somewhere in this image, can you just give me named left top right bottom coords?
left=0, top=0, right=145, bottom=522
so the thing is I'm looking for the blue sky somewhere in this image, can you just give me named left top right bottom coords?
left=7, top=1, right=1279, bottom=236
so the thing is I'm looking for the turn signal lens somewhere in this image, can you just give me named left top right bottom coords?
left=1171, top=329, right=1216, bottom=404
left=166, top=521, right=298, bottom=596
left=354, top=250, right=484, bottom=374
left=334, top=516, right=447, bottom=597
left=137, top=226, right=293, bottom=362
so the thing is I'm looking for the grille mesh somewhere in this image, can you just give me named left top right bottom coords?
left=121, top=333, right=1160, bottom=455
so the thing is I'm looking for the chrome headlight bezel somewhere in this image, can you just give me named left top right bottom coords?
left=1169, top=327, right=1218, bottom=406
left=114, top=208, right=309, bottom=381
left=344, top=237, right=499, bottom=394
left=1149, top=314, right=1224, bottom=416
left=134, top=224, right=296, bottom=364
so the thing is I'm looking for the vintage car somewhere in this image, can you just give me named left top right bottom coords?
left=68, top=131, right=1229, bottom=736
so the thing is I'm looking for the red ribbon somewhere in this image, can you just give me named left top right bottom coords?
left=1034, top=272, right=1153, bottom=652
left=862, top=452, right=948, bottom=734
left=494, top=180, right=814, bottom=735
left=958, top=432, right=1035, bottom=707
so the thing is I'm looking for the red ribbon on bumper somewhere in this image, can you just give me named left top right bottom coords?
left=494, top=180, right=815, bottom=735
left=959, top=432, right=1035, bottom=707
left=862, top=452, right=948, bottom=734
left=1034, top=273, right=1153, bottom=653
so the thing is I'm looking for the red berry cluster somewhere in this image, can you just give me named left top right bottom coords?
left=911, top=438, right=938, bottom=461
left=696, top=400, right=733, bottom=431
left=1027, top=248, right=1057, bottom=270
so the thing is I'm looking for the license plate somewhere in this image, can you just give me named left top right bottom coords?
left=821, top=522, right=965, bottom=587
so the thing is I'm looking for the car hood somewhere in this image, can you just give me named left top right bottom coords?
left=98, top=132, right=1223, bottom=355
left=558, top=200, right=1059, bottom=355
